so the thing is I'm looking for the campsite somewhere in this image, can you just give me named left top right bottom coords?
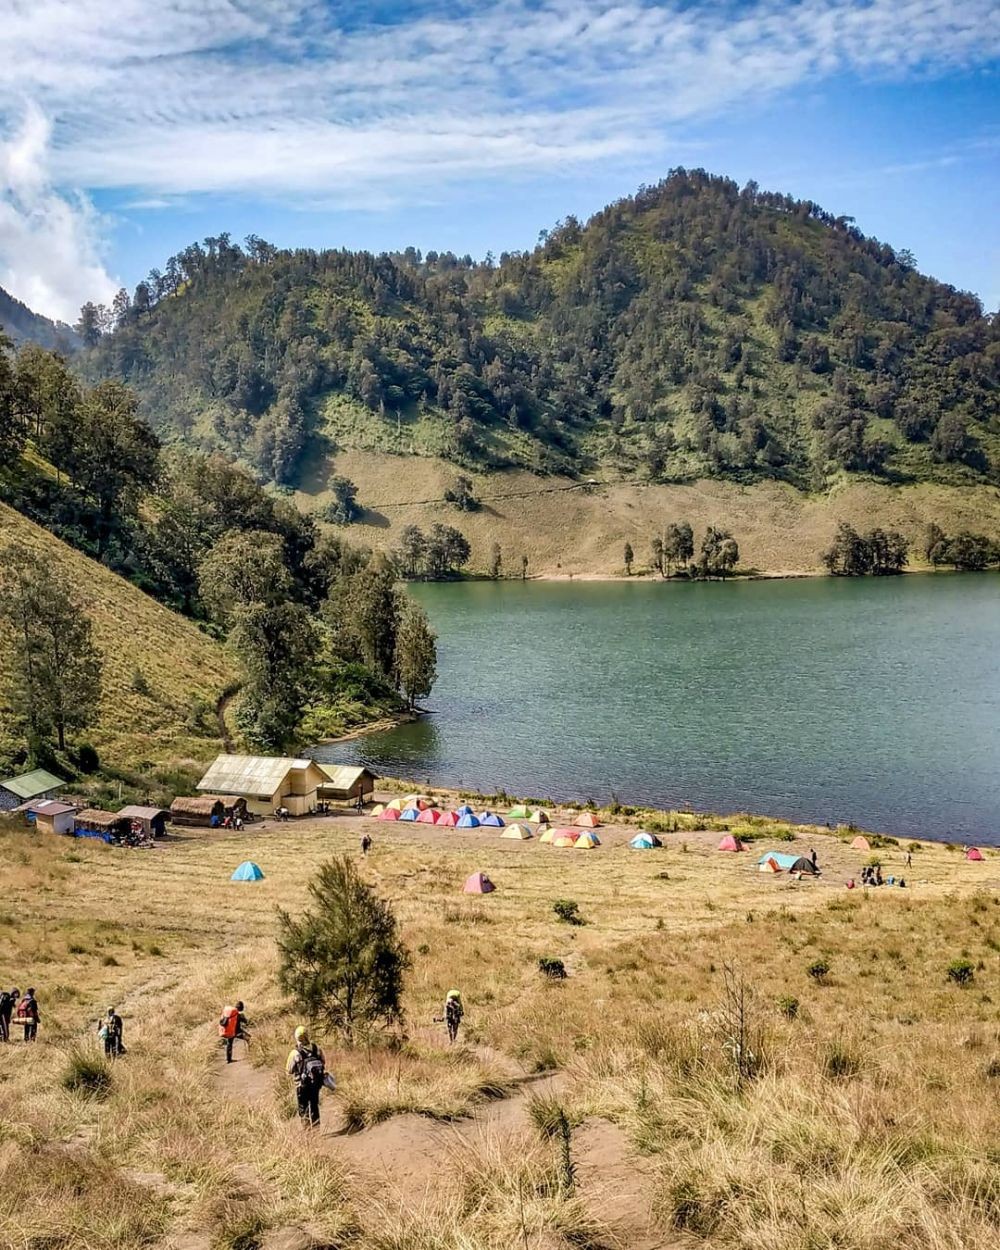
left=1, top=778, right=999, bottom=1249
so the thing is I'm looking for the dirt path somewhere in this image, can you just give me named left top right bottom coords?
left=215, top=1052, right=672, bottom=1248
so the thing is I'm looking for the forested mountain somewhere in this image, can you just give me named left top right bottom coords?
left=81, top=170, right=998, bottom=492
left=0, top=286, right=78, bottom=352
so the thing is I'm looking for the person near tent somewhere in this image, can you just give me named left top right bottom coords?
left=810, top=848, right=818, bottom=872
left=906, top=852, right=912, bottom=869
left=875, top=865, right=883, bottom=887
left=99, top=1007, right=124, bottom=1058
left=286, top=1025, right=331, bottom=1126
left=361, top=834, right=372, bottom=858
left=444, top=990, right=464, bottom=1044
left=0, top=986, right=16, bottom=1042
left=16, top=988, right=39, bottom=1042
left=219, top=1001, right=249, bottom=1063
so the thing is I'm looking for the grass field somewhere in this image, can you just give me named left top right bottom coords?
left=0, top=502, right=236, bottom=779
left=2, top=792, right=999, bottom=1249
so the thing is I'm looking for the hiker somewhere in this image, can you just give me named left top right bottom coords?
left=0, top=986, right=16, bottom=1042
left=875, top=865, right=884, bottom=887
left=810, top=848, right=818, bottom=871
left=99, top=1007, right=124, bottom=1058
left=219, top=1001, right=248, bottom=1063
left=16, top=988, right=39, bottom=1042
left=906, top=852, right=912, bottom=869
left=234, top=815, right=244, bottom=831
left=286, top=1025, right=330, bottom=1126
left=361, top=834, right=372, bottom=858
left=444, top=989, right=464, bottom=1044
left=355, top=793, right=364, bottom=815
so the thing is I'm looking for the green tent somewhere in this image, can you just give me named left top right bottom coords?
left=507, top=804, right=530, bottom=820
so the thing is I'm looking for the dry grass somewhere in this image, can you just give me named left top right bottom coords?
left=0, top=502, right=236, bottom=771
left=1, top=808, right=999, bottom=1248
left=295, top=450, right=1000, bottom=576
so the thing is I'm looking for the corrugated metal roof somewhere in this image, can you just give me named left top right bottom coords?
left=118, top=806, right=171, bottom=820
left=317, top=764, right=377, bottom=789
left=196, top=754, right=320, bottom=798
left=29, top=800, right=76, bottom=816
left=0, top=768, right=65, bottom=800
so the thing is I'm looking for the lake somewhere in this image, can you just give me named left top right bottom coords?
left=313, top=576, right=1000, bottom=844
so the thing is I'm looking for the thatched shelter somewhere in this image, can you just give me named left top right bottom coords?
left=170, top=795, right=226, bottom=826
left=74, top=808, right=127, bottom=835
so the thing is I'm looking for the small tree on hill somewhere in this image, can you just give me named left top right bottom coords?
left=324, top=475, right=361, bottom=524
left=277, top=857, right=410, bottom=1044
left=488, top=542, right=502, bottom=579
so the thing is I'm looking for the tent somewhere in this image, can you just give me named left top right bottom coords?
left=757, top=852, right=817, bottom=874
left=528, top=809, right=550, bottom=824
left=438, top=810, right=459, bottom=827
left=463, top=871, right=495, bottom=894
left=850, top=835, right=871, bottom=852
left=456, top=804, right=474, bottom=817
left=457, top=813, right=481, bottom=828
left=385, top=798, right=406, bottom=812
left=758, top=856, right=781, bottom=874
left=538, top=828, right=555, bottom=844
left=416, top=808, right=441, bottom=824
left=717, top=834, right=746, bottom=852
left=231, top=861, right=264, bottom=882
left=479, top=811, right=505, bottom=827
left=630, top=833, right=661, bottom=849
left=552, top=830, right=579, bottom=848
left=399, top=807, right=420, bottom=822
left=502, top=823, right=533, bottom=839
left=575, top=832, right=601, bottom=848
left=574, top=812, right=601, bottom=828
left=507, top=805, right=530, bottom=820
left=404, top=797, right=434, bottom=811
left=370, top=803, right=385, bottom=817
left=378, top=807, right=401, bottom=821
left=967, top=846, right=985, bottom=862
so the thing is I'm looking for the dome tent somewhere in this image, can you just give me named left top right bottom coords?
left=231, top=861, right=264, bottom=882
left=438, top=810, right=459, bottom=827
left=502, top=824, right=533, bottom=839
left=457, top=813, right=481, bottom=828
left=717, top=835, right=746, bottom=852
left=479, top=811, right=505, bottom=827
left=850, top=835, right=871, bottom=852
left=630, top=833, right=662, bottom=849
left=967, top=846, right=985, bottom=861
left=398, top=807, right=420, bottom=821
left=416, top=808, right=440, bottom=824
left=507, top=805, right=530, bottom=820
left=574, top=812, right=601, bottom=828
left=378, top=808, right=401, bottom=821
left=463, top=871, right=495, bottom=894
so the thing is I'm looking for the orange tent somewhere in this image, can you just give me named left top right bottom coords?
left=574, top=812, right=601, bottom=828
left=758, top=856, right=781, bottom=873
left=717, top=835, right=745, bottom=852
left=850, top=836, right=871, bottom=852
left=462, top=871, right=496, bottom=894
left=552, top=829, right=579, bottom=848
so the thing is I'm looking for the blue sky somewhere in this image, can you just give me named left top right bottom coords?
left=0, top=1, right=997, bottom=323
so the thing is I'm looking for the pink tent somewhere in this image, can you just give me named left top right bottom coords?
left=437, top=810, right=459, bottom=827
left=416, top=808, right=440, bottom=824
left=378, top=808, right=401, bottom=821
left=717, top=834, right=745, bottom=852
left=966, top=846, right=984, bottom=862
left=462, top=871, right=496, bottom=894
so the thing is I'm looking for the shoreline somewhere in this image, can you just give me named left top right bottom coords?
left=402, top=565, right=983, bottom=585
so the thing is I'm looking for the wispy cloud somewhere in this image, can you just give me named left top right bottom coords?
left=0, top=0, right=998, bottom=315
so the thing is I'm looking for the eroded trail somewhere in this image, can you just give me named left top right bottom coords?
left=215, top=1048, right=672, bottom=1249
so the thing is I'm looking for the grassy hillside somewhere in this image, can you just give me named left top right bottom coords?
left=1, top=798, right=998, bottom=1248
left=0, top=501, right=236, bottom=774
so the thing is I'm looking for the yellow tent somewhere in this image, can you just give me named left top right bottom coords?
left=575, top=832, right=601, bottom=848
left=386, top=798, right=406, bottom=812
left=528, top=809, right=550, bottom=824
left=370, top=803, right=385, bottom=817
left=538, top=828, right=555, bottom=844
left=501, top=824, right=533, bottom=839
left=552, top=833, right=578, bottom=848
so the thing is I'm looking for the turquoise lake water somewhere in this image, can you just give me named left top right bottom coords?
left=313, top=576, right=1000, bottom=843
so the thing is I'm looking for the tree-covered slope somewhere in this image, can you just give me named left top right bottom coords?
left=0, top=286, right=79, bottom=352
left=81, top=170, right=999, bottom=492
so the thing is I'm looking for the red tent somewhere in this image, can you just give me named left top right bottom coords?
left=463, top=871, right=495, bottom=894
left=717, top=834, right=745, bottom=852
left=966, top=846, right=984, bottom=861
left=438, top=810, right=459, bottom=827
left=378, top=808, right=401, bottom=821
left=416, top=808, right=440, bottom=824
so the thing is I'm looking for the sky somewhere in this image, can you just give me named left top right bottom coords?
left=0, top=0, right=997, bottom=324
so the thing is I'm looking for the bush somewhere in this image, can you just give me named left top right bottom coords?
left=947, top=958, right=975, bottom=986
left=539, top=957, right=567, bottom=979
left=824, top=1042, right=862, bottom=1079
left=553, top=899, right=585, bottom=926
left=129, top=667, right=151, bottom=696
left=76, top=743, right=99, bottom=773
left=777, top=995, right=799, bottom=1019
left=807, top=959, right=830, bottom=982
left=62, top=1048, right=112, bottom=1099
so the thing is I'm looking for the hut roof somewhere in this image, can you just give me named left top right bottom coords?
left=0, top=768, right=65, bottom=800
left=317, top=764, right=378, bottom=790
left=170, top=795, right=226, bottom=817
left=28, top=800, right=77, bottom=817
left=197, top=754, right=322, bottom=797
left=118, top=806, right=171, bottom=822
left=75, top=808, right=125, bottom=830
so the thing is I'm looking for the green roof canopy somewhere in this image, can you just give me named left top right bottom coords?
left=0, top=768, right=65, bottom=800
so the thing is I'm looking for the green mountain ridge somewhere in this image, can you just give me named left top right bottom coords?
left=80, top=169, right=998, bottom=497
left=0, top=286, right=79, bottom=353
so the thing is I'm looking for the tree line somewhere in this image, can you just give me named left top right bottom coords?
left=621, top=522, right=740, bottom=578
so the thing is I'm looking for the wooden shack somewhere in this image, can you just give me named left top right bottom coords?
left=27, top=799, right=77, bottom=835
left=118, top=805, right=172, bottom=838
left=196, top=755, right=326, bottom=818
left=317, top=764, right=378, bottom=805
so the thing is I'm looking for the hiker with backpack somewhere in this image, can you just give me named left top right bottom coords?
left=361, top=834, right=372, bottom=858
left=16, top=988, right=39, bottom=1042
left=444, top=989, right=464, bottom=1044
left=99, top=1007, right=124, bottom=1058
left=286, top=1025, right=332, bottom=1126
left=219, top=1001, right=249, bottom=1063
left=0, top=986, right=16, bottom=1042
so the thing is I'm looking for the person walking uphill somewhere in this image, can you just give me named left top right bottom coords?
left=219, top=1001, right=248, bottom=1063
left=0, top=986, right=16, bottom=1043
left=286, top=1025, right=331, bottom=1126
left=445, top=989, right=464, bottom=1044
left=100, top=1007, right=124, bottom=1058
left=15, top=988, right=39, bottom=1042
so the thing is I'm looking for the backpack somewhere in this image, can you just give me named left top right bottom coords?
left=298, top=1045, right=325, bottom=1088
left=219, top=1007, right=239, bottom=1039
left=15, top=997, right=33, bottom=1021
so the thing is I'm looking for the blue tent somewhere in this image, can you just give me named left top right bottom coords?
left=456, top=804, right=474, bottom=817
left=399, top=807, right=420, bottom=821
left=630, top=833, right=661, bottom=849
left=757, top=851, right=816, bottom=874
left=479, top=811, right=505, bottom=827
left=231, top=861, right=265, bottom=882
left=457, top=813, right=481, bottom=828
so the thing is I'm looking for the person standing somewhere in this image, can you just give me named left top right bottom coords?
left=444, top=990, right=464, bottom=1044
left=286, top=1025, right=328, bottom=1126
left=219, top=1001, right=248, bottom=1063
left=361, top=834, right=372, bottom=858
left=810, top=847, right=818, bottom=872
left=100, top=1007, right=124, bottom=1058
left=0, top=986, right=16, bottom=1042
left=16, top=988, right=39, bottom=1042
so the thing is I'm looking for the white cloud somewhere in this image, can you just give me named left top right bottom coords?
left=0, top=103, right=117, bottom=322
left=0, top=0, right=997, bottom=313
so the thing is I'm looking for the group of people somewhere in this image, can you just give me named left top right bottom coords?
left=0, top=987, right=39, bottom=1042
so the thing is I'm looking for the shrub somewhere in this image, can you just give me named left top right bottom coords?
left=101, top=955, right=119, bottom=967
left=778, top=995, right=799, bottom=1019
left=947, top=958, right=975, bottom=986
left=76, top=743, right=99, bottom=773
left=62, top=1048, right=112, bottom=1099
left=807, top=959, right=830, bottom=982
left=539, top=957, right=567, bottom=979
left=553, top=899, right=585, bottom=926
left=824, top=1042, right=862, bottom=1079
left=130, top=667, right=151, bottom=696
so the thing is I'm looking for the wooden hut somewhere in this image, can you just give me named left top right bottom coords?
left=27, top=799, right=77, bottom=835
left=196, top=755, right=326, bottom=818
left=118, top=805, right=172, bottom=838
left=74, top=808, right=128, bottom=838
left=317, top=764, right=378, bottom=806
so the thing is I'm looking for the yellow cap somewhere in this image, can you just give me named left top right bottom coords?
left=294, top=1025, right=308, bottom=1042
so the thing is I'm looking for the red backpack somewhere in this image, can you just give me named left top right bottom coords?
left=219, top=1007, right=239, bottom=1039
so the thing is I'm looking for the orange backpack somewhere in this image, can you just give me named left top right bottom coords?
left=219, top=1007, right=239, bottom=1039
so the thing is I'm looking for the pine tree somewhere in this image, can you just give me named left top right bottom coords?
left=394, top=597, right=437, bottom=708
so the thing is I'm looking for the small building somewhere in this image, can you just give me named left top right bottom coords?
left=169, top=795, right=247, bottom=827
left=317, top=764, right=378, bottom=806
left=118, top=805, right=172, bottom=839
left=0, top=768, right=65, bottom=812
left=74, top=808, right=128, bottom=839
left=196, top=754, right=327, bottom=818
left=26, top=799, right=77, bottom=835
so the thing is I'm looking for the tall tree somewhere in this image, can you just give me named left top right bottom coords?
left=0, top=331, right=24, bottom=465
left=231, top=601, right=318, bottom=749
left=623, top=541, right=634, bottom=575
left=394, top=597, right=437, bottom=708
left=394, top=525, right=426, bottom=579
left=488, top=542, right=502, bottom=579
left=650, top=536, right=664, bottom=577
left=699, top=527, right=739, bottom=578
left=663, top=522, right=694, bottom=576
left=198, top=530, right=291, bottom=626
